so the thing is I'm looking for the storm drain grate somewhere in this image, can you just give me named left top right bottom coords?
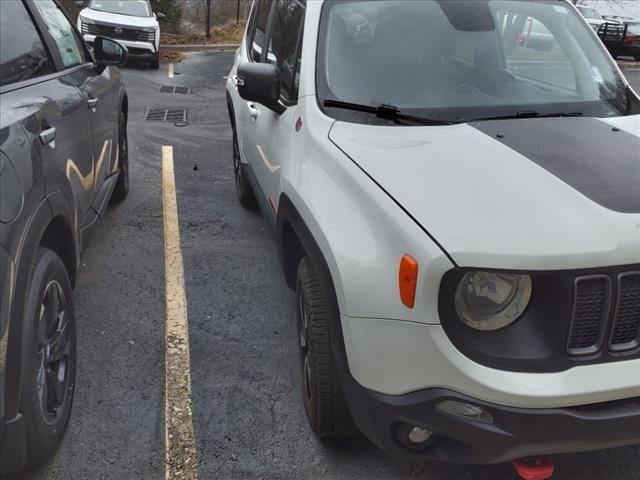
left=145, top=108, right=188, bottom=123
left=159, top=85, right=191, bottom=95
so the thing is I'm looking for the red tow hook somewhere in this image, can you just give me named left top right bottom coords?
left=512, top=456, right=555, bottom=480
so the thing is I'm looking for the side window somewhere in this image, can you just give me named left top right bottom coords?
left=266, top=0, right=305, bottom=101
left=250, top=1, right=272, bottom=63
left=0, top=1, right=55, bottom=87
left=31, top=0, right=88, bottom=69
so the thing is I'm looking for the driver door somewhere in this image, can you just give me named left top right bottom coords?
left=242, top=0, right=305, bottom=226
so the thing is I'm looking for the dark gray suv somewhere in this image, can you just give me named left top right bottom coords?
left=0, top=0, right=129, bottom=474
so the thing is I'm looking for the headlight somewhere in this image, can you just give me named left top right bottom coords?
left=454, top=271, right=532, bottom=331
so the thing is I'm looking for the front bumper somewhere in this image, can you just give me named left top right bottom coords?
left=346, top=385, right=640, bottom=465
left=82, top=34, right=157, bottom=58
left=339, top=316, right=640, bottom=464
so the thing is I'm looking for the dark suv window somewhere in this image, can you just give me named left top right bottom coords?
left=32, top=0, right=88, bottom=69
left=266, top=0, right=305, bottom=101
left=250, top=1, right=272, bottom=63
left=0, top=1, right=55, bottom=87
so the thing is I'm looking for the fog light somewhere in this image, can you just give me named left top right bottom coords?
left=408, top=426, right=433, bottom=445
left=436, top=400, right=493, bottom=424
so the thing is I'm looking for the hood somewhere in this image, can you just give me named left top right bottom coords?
left=329, top=116, right=640, bottom=270
left=79, top=7, right=157, bottom=28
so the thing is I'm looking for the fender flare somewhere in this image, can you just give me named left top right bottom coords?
left=4, top=191, right=77, bottom=420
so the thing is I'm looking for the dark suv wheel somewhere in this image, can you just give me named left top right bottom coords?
left=111, top=111, right=129, bottom=203
left=19, top=248, right=76, bottom=471
left=296, top=256, right=355, bottom=438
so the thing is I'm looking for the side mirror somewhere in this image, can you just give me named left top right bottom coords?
left=75, top=0, right=85, bottom=7
left=237, top=63, right=285, bottom=114
left=93, top=36, right=128, bottom=67
left=156, top=12, right=166, bottom=20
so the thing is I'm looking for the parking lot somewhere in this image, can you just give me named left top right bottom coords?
left=17, top=53, right=640, bottom=480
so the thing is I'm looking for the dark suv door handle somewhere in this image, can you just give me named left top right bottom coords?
left=40, top=127, right=57, bottom=146
left=87, top=97, right=99, bottom=109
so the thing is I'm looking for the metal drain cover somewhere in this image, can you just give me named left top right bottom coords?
left=159, top=86, right=191, bottom=95
left=145, top=108, right=188, bottom=123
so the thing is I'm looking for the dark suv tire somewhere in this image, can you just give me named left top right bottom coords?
left=296, top=256, right=355, bottom=438
left=232, top=126, right=257, bottom=208
left=111, top=111, right=129, bottom=204
left=19, top=248, right=77, bottom=471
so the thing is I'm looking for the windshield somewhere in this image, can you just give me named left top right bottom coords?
left=89, top=0, right=151, bottom=17
left=578, top=7, right=602, bottom=20
left=317, top=0, right=635, bottom=124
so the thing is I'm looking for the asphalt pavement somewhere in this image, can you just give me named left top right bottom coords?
left=18, top=54, right=640, bottom=480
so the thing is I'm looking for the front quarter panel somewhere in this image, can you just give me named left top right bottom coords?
left=280, top=97, right=454, bottom=324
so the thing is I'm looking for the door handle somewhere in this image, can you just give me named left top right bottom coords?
left=87, top=97, right=99, bottom=110
left=40, top=127, right=57, bottom=146
left=248, top=102, right=259, bottom=120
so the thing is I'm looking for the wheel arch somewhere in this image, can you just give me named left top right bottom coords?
left=4, top=192, right=78, bottom=420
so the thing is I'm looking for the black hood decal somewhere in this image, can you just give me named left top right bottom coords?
left=472, top=118, right=640, bottom=214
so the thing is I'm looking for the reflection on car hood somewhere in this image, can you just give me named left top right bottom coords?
left=80, top=8, right=157, bottom=28
left=329, top=115, right=640, bottom=270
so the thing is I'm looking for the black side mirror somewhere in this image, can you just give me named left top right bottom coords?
left=93, top=36, right=128, bottom=67
left=75, top=0, right=85, bottom=7
left=237, top=63, right=285, bottom=115
left=156, top=12, right=166, bottom=20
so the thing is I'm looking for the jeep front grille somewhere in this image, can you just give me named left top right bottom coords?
left=568, top=272, right=640, bottom=357
left=610, top=273, right=640, bottom=352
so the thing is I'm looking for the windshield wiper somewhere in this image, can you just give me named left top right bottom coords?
left=470, top=111, right=584, bottom=122
left=323, top=99, right=452, bottom=126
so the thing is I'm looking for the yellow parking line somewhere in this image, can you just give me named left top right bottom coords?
left=162, top=145, right=198, bottom=480
left=169, top=63, right=174, bottom=78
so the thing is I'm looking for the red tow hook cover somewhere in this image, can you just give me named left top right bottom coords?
left=512, top=456, right=555, bottom=480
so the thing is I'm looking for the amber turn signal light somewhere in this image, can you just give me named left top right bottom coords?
left=399, top=255, right=418, bottom=309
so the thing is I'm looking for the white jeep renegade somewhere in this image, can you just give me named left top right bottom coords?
left=226, top=0, right=640, bottom=476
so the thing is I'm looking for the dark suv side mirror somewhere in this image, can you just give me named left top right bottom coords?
left=93, top=36, right=128, bottom=67
left=237, top=63, right=286, bottom=115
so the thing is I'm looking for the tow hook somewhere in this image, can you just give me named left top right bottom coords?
left=512, top=456, right=555, bottom=480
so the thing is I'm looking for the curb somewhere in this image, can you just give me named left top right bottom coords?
left=161, top=44, right=240, bottom=52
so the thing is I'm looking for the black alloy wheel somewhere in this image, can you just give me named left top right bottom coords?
left=19, top=248, right=77, bottom=472
left=36, top=280, right=72, bottom=425
left=111, top=112, right=129, bottom=203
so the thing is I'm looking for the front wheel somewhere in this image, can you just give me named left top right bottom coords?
left=150, top=54, right=160, bottom=70
left=296, top=257, right=355, bottom=438
left=19, top=248, right=77, bottom=472
left=111, top=112, right=129, bottom=204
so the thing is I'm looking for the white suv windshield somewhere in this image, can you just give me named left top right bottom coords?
left=578, top=7, right=602, bottom=20
left=318, top=0, right=634, bottom=124
left=89, top=0, right=151, bottom=17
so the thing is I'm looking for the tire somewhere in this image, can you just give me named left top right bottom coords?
left=19, top=248, right=77, bottom=472
left=232, top=127, right=257, bottom=208
left=296, top=256, right=355, bottom=438
left=151, top=55, right=160, bottom=70
left=635, top=56, right=640, bottom=62
left=110, top=111, right=129, bottom=204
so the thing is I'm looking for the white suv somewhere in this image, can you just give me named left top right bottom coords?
left=77, top=0, right=162, bottom=69
left=227, top=0, right=640, bottom=476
